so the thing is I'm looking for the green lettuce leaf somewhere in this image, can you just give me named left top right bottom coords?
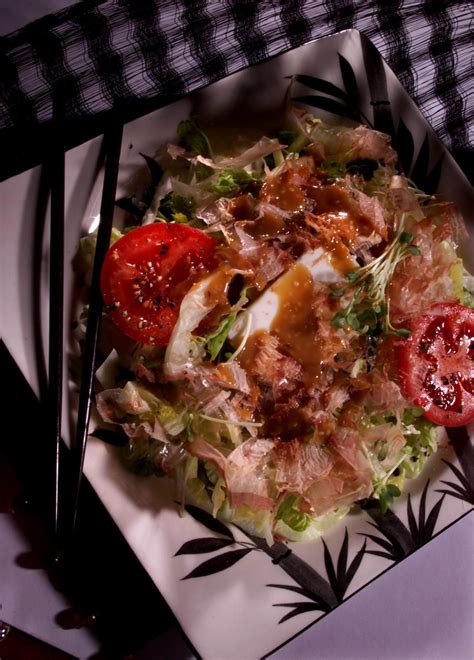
left=205, top=312, right=237, bottom=361
left=121, top=437, right=166, bottom=477
left=158, top=191, right=195, bottom=223
left=177, top=119, right=212, bottom=157
left=276, top=494, right=312, bottom=532
left=400, top=407, right=439, bottom=479
left=209, top=168, right=259, bottom=196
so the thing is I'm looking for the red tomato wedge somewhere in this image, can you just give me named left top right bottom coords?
left=397, top=303, right=474, bottom=427
left=101, top=223, right=217, bottom=346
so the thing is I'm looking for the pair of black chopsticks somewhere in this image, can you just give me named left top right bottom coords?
left=48, top=103, right=123, bottom=547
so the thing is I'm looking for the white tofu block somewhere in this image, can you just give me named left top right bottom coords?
left=229, top=247, right=351, bottom=341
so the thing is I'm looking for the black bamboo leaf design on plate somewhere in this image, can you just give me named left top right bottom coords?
left=175, top=505, right=257, bottom=579
left=291, top=95, right=360, bottom=122
left=323, top=530, right=366, bottom=602
left=267, top=530, right=366, bottom=623
left=115, top=195, right=145, bottom=219
left=140, top=152, right=164, bottom=208
left=394, top=132, right=440, bottom=191
left=182, top=548, right=253, bottom=580
left=90, top=427, right=128, bottom=447
left=139, top=152, right=164, bottom=186
left=289, top=74, right=349, bottom=101
left=291, top=38, right=443, bottom=192
left=184, top=504, right=235, bottom=540
left=359, top=33, right=443, bottom=191
left=409, top=133, right=444, bottom=194
left=175, top=537, right=235, bottom=555
left=359, top=32, right=394, bottom=137
left=338, top=53, right=358, bottom=100
left=361, top=480, right=445, bottom=562
left=115, top=152, right=163, bottom=218
left=291, top=54, right=369, bottom=125
left=437, top=426, right=474, bottom=505
left=250, top=534, right=337, bottom=610
left=393, top=121, right=443, bottom=192
left=421, top=153, right=445, bottom=194
left=395, top=117, right=414, bottom=176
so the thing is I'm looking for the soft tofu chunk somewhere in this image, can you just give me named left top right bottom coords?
left=229, top=247, right=353, bottom=341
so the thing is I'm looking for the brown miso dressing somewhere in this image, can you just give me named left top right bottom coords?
left=229, top=193, right=257, bottom=220
left=236, top=328, right=267, bottom=371
left=259, top=159, right=314, bottom=213
left=270, top=263, right=326, bottom=386
left=304, top=184, right=370, bottom=276
left=306, top=183, right=373, bottom=233
left=196, top=264, right=235, bottom=333
left=323, top=232, right=358, bottom=275
left=261, top=176, right=306, bottom=212
left=305, top=183, right=375, bottom=275
left=245, top=213, right=287, bottom=239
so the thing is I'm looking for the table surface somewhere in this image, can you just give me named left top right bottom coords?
left=0, top=3, right=473, bottom=659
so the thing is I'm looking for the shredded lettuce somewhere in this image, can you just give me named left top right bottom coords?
left=121, top=437, right=166, bottom=477
left=88, top=111, right=472, bottom=543
left=74, top=227, right=122, bottom=285
left=461, top=268, right=474, bottom=308
left=320, top=159, right=346, bottom=180
left=464, top=288, right=474, bottom=309
left=203, top=287, right=249, bottom=362
left=205, top=312, right=237, bottom=361
left=276, top=494, right=312, bottom=532
left=209, top=168, right=259, bottom=196
left=97, top=381, right=186, bottom=436
left=400, top=407, right=439, bottom=479
left=362, top=406, right=439, bottom=511
left=177, top=119, right=213, bottom=158
left=164, top=275, right=217, bottom=379
left=374, top=482, right=401, bottom=513
left=449, top=258, right=464, bottom=302
left=177, top=120, right=214, bottom=180
left=157, top=191, right=195, bottom=223
left=274, top=505, right=350, bottom=542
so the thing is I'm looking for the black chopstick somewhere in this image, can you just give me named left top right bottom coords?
left=69, top=120, right=123, bottom=536
left=47, top=97, right=65, bottom=541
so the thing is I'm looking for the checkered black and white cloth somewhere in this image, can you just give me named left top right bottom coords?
left=0, top=0, right=472, bottom=182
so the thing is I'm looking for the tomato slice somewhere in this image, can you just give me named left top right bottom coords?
left=397, top=302, right=474, bottom=427
left=100, top=223, right=217, bottom=345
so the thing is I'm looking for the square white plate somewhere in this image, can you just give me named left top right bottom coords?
left=1, top=30, right=472, bottom=660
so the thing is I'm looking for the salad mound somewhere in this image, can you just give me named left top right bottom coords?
left=76, top=106, right=474, bottom=543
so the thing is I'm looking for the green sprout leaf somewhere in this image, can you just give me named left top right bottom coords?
left=330, top=288, right=346, bottom=298
left=395, top=327, right=411, bottom=338
left=399, top=231, right=413, bottom=244
left=332, top=214, right=423, bottom=339
left=331, top=311, right=347, bottom=329
left=346, top=270, right=359, bottom=282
